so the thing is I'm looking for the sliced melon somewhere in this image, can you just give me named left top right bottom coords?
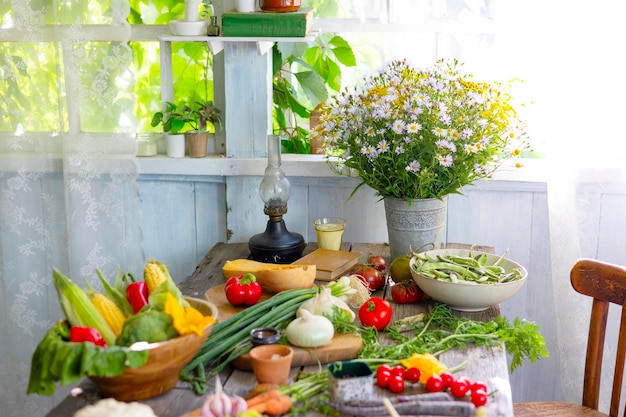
left=222, top=259, right=316, bottom=293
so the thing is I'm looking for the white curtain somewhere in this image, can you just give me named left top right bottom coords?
left=508, top=0, right=626, bottom=411
left=0, top=1, right=144, bottom=416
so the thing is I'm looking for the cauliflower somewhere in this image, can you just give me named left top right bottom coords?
left=74, top=398, right=157, bottom=417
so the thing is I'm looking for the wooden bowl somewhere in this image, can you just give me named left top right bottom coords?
left=89, top=297, right=217, bottom=401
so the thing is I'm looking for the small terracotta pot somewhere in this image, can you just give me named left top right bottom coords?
left=186, top=131, right=209, bottom=158
left=249, top=344, right=293, bottom=384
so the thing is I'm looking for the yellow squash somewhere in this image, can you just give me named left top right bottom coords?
left=222, top=259, right=316, bottom=293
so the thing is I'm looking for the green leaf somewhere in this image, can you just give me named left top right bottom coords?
left=330, top=46, right=357, bottom=67
left=323, top=60, right=342, bottom=92
left=294, top=70, right=328, bottom=106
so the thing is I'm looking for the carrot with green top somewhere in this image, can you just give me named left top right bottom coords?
left=247, top=393, right=292, bottom=415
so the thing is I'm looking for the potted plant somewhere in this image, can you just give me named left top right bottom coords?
left=182, top=100, right=223, bottom=158
left=151, top=102, right=187, bottom=158
left=311, top=59, right=531, bottom=259
left=151, top=100, right=223, bottom=158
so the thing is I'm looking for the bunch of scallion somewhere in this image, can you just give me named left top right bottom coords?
left=181, top=277, right=356, bottom=394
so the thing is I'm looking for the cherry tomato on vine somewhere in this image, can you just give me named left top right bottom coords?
left=358, top=297, right=393, bottom=330
left=376, top=366, right=392, bottom=388
left=471, top=381, right=488, bottom=393
left=388, top=375, right=405, bottom=393
left=425, top=375, right=444, bottom=392
left=439, top=371, right=455, bottom=389
left=471, top=389, right=488, bottom=407
left=376, top=364, right=391, bottom=377
left=450, top=377, right=471, bottom=398
left=405, top=367, right=421, bottom=384
left=390, top=365, right=405, bottom=379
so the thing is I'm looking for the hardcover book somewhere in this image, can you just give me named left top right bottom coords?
left=221, top=8, right=314, bottom=37
left=292, top=248, right=361, bottom=281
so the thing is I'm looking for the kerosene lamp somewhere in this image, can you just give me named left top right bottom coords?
left=248, top=135, right=306, bottom=263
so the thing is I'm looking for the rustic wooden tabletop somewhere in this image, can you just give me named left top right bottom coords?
left=45, top=242, right=513, bottom=417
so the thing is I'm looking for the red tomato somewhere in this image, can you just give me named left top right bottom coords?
left=376, top=364, right=392, bottom=377
left=358, top=297, right=393, bottom=330
left=439, top=371, right=455, bottom=389
left=425, top=375, right=444, bottom=392
left=390, top=365, right=405, bottom=379
left=352, top=264, right=385, bottom=291
left=471, top=389, right=488, bottom=407
left=388, top=375, right=405, bottom=393
left=376, top=368, right=391, bottom=388
left=405, top=367, right=421, bottom=383
left=390, top=280, right=423, bottom=304
left=450, top=377, right=471, bottom=398
left=367, top=255, right=386, bottom=271
left=471, top=381, right=488, bottom=393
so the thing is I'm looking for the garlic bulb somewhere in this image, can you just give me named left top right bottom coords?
left=297, top=286, right=355, bottom=322
left=285, top=308, right=334, bottom=348
left=202, top=375, right=247, bottom=417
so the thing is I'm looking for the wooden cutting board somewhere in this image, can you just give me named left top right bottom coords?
left=205, top=285, right=363, bottom=369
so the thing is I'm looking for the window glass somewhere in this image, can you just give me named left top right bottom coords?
left=0, top=42, right=62, bottom=133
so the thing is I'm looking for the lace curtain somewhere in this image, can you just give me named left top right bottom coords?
left=513, top=0, right=626, bottom=411
left=0, top=1, right=143, bottom=416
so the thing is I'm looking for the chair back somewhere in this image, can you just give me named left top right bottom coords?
left=570, top=258, right=626, bottom=417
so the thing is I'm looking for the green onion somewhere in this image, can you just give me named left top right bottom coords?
left=182, top=278, right=355, bottom=393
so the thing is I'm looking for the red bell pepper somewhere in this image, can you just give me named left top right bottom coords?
left=126, top=281, right=149, bottom=313
left=69, top=326, right=107, bottom=348
left=224, top=273, right=262, bottom=306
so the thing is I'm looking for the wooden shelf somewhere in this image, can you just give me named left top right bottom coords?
left=158, top=31, right=318, bottom=55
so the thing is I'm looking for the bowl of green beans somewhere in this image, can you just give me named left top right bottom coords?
left=409, top=249, right=528, bottom=311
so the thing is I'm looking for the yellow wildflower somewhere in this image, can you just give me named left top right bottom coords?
left=400, top=353, right=448, bottom=384
left=165, top=292, right=216, bottom=337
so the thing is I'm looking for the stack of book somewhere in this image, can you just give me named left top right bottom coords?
left=293, top=248, right=361, bottom=281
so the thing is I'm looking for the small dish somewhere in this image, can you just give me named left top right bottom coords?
left=169, top=19, right=210, bottom=36
left=250, top=327, right=280, bottom=346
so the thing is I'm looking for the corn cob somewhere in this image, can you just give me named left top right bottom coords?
left=52, top=268, right=116, bottom=346
left=95, top=268, right=134, bottom=317
left=90, top=292, right=125, bottom=337
left=144, top=258, right=170, bottom=293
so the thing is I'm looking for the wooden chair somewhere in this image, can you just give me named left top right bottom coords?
left=514, top=258, right=626, bottom=417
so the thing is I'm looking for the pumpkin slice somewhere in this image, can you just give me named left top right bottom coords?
left=222, top=259, right=316, bottom=293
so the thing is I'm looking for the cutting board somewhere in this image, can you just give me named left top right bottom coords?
left=205, top=285, right=363, bottom=369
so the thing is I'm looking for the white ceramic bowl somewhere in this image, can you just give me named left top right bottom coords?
left=409, top=249, right=528, bottom=311
left=169, top=19, right=209, bottom=36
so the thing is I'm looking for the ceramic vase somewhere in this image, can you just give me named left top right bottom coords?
left=166, top=134, right=185, bottom=158
left=384, top=196, right=448, bottom=261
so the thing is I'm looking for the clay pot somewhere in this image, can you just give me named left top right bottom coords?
left=249, top=344, right=293, bottom=384
left=186, top=131, right=209, bottom=158
left=260, top=0, right=301, bottom=13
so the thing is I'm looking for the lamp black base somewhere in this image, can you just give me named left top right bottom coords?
left=248, top=219, right=306, bottom=264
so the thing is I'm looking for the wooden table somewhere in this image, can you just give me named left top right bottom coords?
left=46, top=242, right=513, bottom=417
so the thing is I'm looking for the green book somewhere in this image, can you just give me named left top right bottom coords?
left=221, top=8, right=313, bottom=37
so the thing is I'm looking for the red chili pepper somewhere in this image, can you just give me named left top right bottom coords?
left=224, top=273, right=262, bottom=306
left=69, top=326, right=107, bottom=348
left=126, top=281, right=149, bottom=313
